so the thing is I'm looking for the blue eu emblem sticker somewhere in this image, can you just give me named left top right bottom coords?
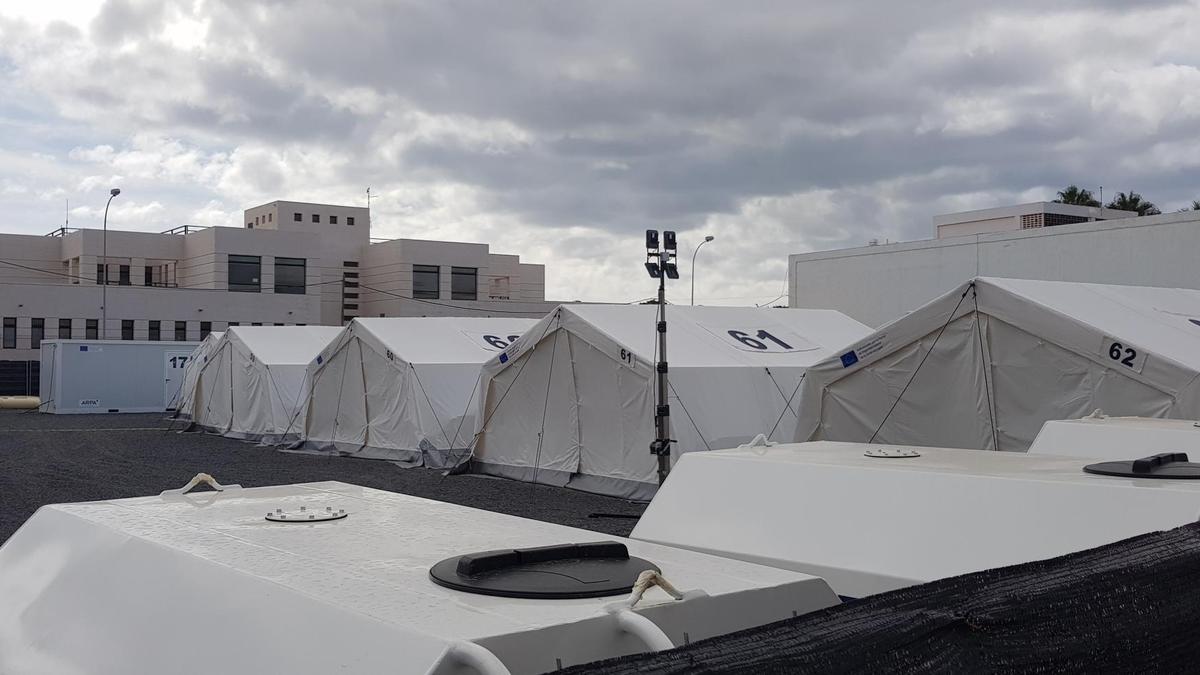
left=840, top=350, right=858, bottom=368
left=499, top=352, right=509, bottom=364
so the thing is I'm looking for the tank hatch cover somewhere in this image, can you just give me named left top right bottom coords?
left=429, top=541, right=659, bottom=599
left=1084, top=452, right=1200, bottom=479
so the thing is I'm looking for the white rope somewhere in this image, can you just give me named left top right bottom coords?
left=159, top=472, right=242, bottom=496
left=607, top=570, right=687, bottom=612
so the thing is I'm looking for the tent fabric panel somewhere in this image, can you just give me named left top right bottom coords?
left=304, top=336, right=369, bottom=452
left=474, top=328, right=580, bottom=484
left=813, top=315, right=995, bottom=450
left=572, top=332, right=655, bottom=490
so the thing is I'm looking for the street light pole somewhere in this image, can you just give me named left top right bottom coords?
left=101, top=188, right=121, bottom=339
left=690, top=235, right=715, bottom=306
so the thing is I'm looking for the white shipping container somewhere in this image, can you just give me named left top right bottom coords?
left=39, top=339, right=201, bottom=414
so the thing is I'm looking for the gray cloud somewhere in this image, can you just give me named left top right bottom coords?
left=0, top=0, right=1198, bottom=304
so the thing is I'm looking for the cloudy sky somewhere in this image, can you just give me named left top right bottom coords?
left=2, top=1, right=1198, bottom=304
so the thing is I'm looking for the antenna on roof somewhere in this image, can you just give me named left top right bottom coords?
left=367, top=187, right=379, bottom=222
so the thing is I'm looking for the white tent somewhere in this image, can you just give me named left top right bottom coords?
left=301, top=317, right=538, bottom=466
left=171, top=331, right=223, bottom=418
left=188, top=325, right=341, bottom=442
left=794, top=277, right=1200, bottom=451
left=472, top=304, right=871, bottom=499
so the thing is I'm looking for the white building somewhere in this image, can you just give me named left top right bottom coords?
left=0, top=200, right=556, bottom=393
left=789, top=208, right=1200, bottom=326
left=934, top=201, right=1136, bottom=239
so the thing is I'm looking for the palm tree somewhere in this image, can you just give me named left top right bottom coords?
left=1105, top=191, right=1161, bottom=216
left=1193, top=200, right=1200, bottom=211
left=1053, top=185, right=1100, bottom=207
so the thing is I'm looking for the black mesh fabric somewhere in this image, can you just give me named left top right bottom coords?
left=556, top=521, right=1200, bottom=674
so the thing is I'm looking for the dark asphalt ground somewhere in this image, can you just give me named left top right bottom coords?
left=0, top=410, right=645, bottom=544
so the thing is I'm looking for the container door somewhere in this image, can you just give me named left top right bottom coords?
left=164, top=351, right=192, bottom=409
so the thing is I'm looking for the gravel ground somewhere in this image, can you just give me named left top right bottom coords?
left=0, top=410, right=645, bottom=544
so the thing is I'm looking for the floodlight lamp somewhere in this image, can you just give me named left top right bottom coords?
left=110, top=188, right=121, bottom=197
left=645, top=262, right=662, bottom=278
left=645, top=229, right=659, bottom=250
left=663, top=262, right=679, bottom=279
left=704, top=235, right=714, bottom=242
left=663, top=230, right=677, bottom=251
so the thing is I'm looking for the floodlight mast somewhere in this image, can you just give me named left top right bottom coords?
left=646, top=229, right=676, bottom=485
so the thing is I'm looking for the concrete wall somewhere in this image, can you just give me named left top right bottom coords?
left=790, top=210, right=1200, bottom=327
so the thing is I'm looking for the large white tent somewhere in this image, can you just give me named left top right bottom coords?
left=301, top=317, right=538, bottom=466
left=793, top=277, right=1200, bottom=451
left=188, top=325, right=341, bottom=442
left=472, top=304, right=871, bottom=499
left=171, top=331, right=223, bottom=418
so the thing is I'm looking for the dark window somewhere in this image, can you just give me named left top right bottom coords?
left=118, top=265, right=130, bottom=286
left=268, top=213, right=272, bottom=222
left=343, top=303, right=359, bottom=310
left=343, top=280, right=359, bottom=289
left=343, top=272, right=359, bottom=279
left=330, top=215, right=338, bottom=225
left=343, top=292, right=359, bottom=299
left=451, top=267, right=478, bottom=301
left=247, top=223, right=254, bottom=229
left=31, top=318, right=44, bottom=349
left=121, top=320, right=134, bottom=340
left=175, top=321, right=187, bottom=341
left=96, top=263, right=104, bottom=285
left=347, top=217, right=355, bottom=226
left=274, top=257, right=306, bottom=294
left=228, top=254, right=261, bottom=293
left=58, top=318, right=72, bottom=339
left=273, top=322, right=284, bottom=326
left=293, top=212, right=302, bottom=222
left=144, top=266, right=153, bottom=286
left=200, top=321, right=212, bottom=339
left=2, top=318, right=15, bottom=349
left=149, top=320, right=161, bottom=341
left=343, top=261, right=359, bottom=267
left=252, top=322, right=262, bottom=326
left=227, top=321, right=239, bottom=327
left=86, top=319, right=98, bottom=340
left=413, top=265, right=440, bottom=299
left=311, top=213, right=320, bottom=223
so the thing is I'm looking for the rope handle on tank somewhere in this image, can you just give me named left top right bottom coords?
left=159, top=472, right=243, bottom=496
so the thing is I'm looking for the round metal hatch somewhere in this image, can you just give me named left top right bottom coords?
left=265, top=505, right=348, bottom=522
left=429, top=541, right=658, bottom=599
left=864, top=448, right=921, bottom=459
left=1084, top=452, right=1200, bottom=479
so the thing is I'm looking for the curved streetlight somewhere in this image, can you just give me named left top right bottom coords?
left=101, top=188, right=121, bottom=339
left=690, top=235, right=715, bottom=306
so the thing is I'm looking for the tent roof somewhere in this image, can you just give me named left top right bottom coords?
left=224, top=325, right=342, bottom=366
left=505, top=304, right=870, bottom=369
left=977, top=277, right=1200, bottom=373
left=349, top=317, right=539, bottom=365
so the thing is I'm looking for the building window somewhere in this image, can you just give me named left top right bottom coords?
left=330, top=215, right=338, bottom=225
left=343, top=292, right=359, bottom=299
left=343, top=280, right=359, bottom=289
left=343, top=261, right=359, bottom=267
left=118, top=265, right=131, bottom=286
left=293, top=212, right=302, bottom=222
left=86, top=319, right=98, bottom=340
left=347, top=217, right=355, bottom=226
left=228, top=254, right=261, bottom=293
left=273, top=322, right=284, bottom=326
left=274, top=257, right=306, bottom=294
left=175, top=321, right=187, bottom=341
left=255, top=216, right=260, bottom=226
left=452, top=267, right=478, bottom=301
left=121, top=320, right=134, bottom=340
left=247, top=223, right=254, bottom=229
left=227, top=321, right=239, bottom=327
left=31, top=318, right=44, bottom=349
left=200, top=321, right=212, bottom=339
left=2, top=318, right=15, bottom=349
left=144, top=266, right=153, bottom=286
left=343, top=303, right=359, bottom=310
left=413, top=265, right=440, bottom=299
left=149, top=320, right=161, bottom=341
left=268, top=213, right=273, bottom=222
left=312, top=213, right=320, bottom=223
left=58, top=318, right=72, bottom=339
left=96, top=263, right=104, bottom=285
left=252, top=322, right=262, bottom=326
left=343, top=271, right=359, bottom=279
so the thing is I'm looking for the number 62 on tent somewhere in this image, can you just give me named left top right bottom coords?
left=1100, top=336, right=1147, bottom=374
